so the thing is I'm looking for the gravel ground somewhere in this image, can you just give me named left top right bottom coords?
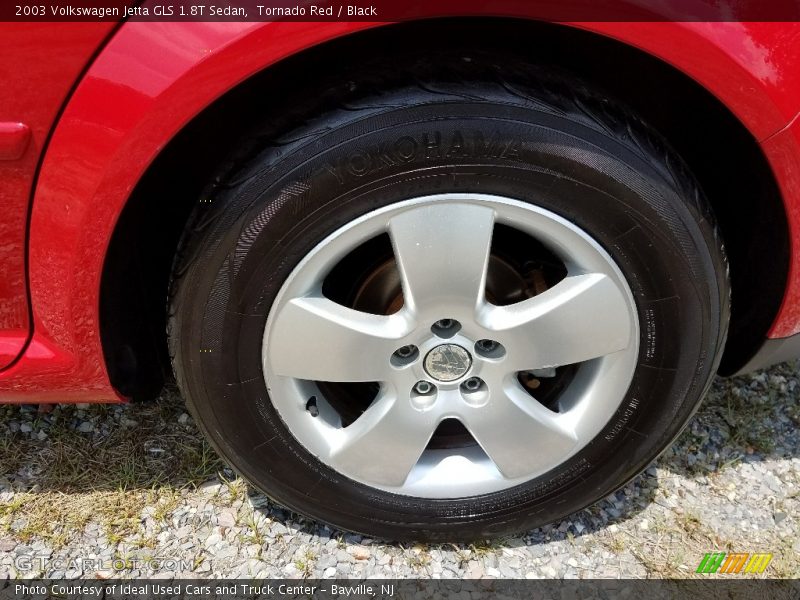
left=0, top=362, right=798, bottom=579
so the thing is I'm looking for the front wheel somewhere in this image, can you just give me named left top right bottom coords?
left=168, top=67, right=728, bottom=541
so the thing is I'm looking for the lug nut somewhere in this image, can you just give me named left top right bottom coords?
left=395, top=345, right=416, bottom=358
left=414, top=381, right=434, bottom=395
left=391, top=344, right=419, bottom=366
left=478, top=340, right=497, bottom=352
left=475, top=339, right=506, bottom=359
left=462, top=377, right=483, bottom=392
left=431, top=318, right=461, bottom=338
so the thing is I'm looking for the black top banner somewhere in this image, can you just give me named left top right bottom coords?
left=4, top=0, right=800, bottom=22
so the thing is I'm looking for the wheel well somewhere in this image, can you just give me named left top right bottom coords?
left=100, top=18, right=789, bottom=400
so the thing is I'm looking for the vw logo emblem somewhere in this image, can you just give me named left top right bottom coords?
left=423, top=344, right=472, bottom=382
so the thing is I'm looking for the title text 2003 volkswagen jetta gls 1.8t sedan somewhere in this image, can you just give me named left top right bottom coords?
left=2, top=12, right=800, bottom=541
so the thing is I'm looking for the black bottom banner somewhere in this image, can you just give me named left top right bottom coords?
left=2, top=579, right=799, bottom=600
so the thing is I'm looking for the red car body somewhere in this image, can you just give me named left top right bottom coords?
left=1, top=15, right=800, bottom=403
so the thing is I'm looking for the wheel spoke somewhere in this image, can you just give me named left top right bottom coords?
left=267, top=296, right=409, bottom=382
left=388, top=203, right=495, bottom=316
left=485, top=273, right=633, bottom=371
left=461, top=383, right=578, bottom=479
left=329, top=388, right=438, bottom=486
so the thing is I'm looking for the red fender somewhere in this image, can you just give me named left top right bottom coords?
left=2, top=18, right=799, bottom=401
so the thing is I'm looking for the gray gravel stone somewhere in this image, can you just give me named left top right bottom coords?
left=0, top=362, right=798, bottom=578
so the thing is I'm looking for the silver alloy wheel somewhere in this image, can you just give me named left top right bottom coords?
left=262, top=194, right=639, bottom=498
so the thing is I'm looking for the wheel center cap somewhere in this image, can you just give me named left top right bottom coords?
left=424, top=344, right=472, bottom=382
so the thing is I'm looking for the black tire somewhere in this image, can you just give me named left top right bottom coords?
left=168, top=60, right=728, bottom=542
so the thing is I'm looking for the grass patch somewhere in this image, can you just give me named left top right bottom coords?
left=0, top=391, right=225, bottom=547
